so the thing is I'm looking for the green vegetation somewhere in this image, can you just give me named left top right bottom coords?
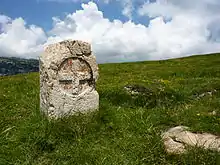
left=0, top=53, right=220, bottom=164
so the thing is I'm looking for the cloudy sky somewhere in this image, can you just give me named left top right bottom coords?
left=0, top=0, right=220, bottom=63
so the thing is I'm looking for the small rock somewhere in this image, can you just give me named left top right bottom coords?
left=208, top=111, right=217, bottom=116
left=124, top=84, right=152, bottom=96
left=162, top=126, right=220, bottom=154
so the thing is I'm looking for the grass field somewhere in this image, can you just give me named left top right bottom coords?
left=0, top=53, right=220, bottom=164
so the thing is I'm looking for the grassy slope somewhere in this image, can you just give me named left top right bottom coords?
left=0, top=53, right=220, bottom=165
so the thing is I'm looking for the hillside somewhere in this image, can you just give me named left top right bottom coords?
left=0, top=53, right=220, bottom=164
left=0, top=57, right=39, bottom=76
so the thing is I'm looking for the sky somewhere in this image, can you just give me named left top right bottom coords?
left=0, top=0, right=220, bottom=63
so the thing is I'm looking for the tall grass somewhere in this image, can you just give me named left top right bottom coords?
left=0, top=53, right=220, bottom=164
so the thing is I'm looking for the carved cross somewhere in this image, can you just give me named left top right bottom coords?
left=58, top=58, right=92, bottom=95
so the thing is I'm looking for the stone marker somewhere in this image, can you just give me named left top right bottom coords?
left=162, top=126, right=220, bottom=154
left=40, top=40, right=99, bottom=119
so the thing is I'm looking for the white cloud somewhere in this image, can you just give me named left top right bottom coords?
left=0, top=16, right=47, bottom=59
left=39, top=0, right=135, bottom=19
left=120, top=0, right=133, bottom=19
left=0, top=15, right=11, bottom=24
left=0, top=1, right=220, bottom=63
left=47, top=1, right=220, bottom=63
left=138, top=0, right=220, bottom=18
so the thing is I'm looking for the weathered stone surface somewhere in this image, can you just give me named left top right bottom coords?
left=40, top=40, right=99, bottom=119
left=162, top=126, right=220, bottom=154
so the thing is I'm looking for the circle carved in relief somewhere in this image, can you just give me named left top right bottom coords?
left=58, top=57, right=93, bottom=96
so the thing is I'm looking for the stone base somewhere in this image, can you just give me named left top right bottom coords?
left=40, top=90, right=99, bottom=119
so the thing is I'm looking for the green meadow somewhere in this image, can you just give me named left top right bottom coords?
left=0, top=53, right=220, bottom=165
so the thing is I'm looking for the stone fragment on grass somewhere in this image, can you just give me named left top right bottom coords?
left=196, top=89, right=218, bottom=99
left=162, top=126, right=220, bottom=154
left=124, top=84, right=152, bottom=96
left=40, top=40, right=99, bottom=119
